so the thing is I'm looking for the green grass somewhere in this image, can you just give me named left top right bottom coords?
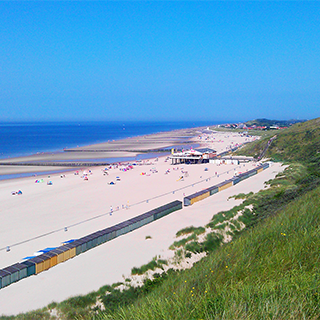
left=169, top=233, right=197, bottom=250
left=181, top=232, right=223, bottom=255
left=3, top=118, right=320, bottom=320
left=0, top=310, right=52, bottom=320
left=236, top=117, right=320, bottom=166
left=131, top=257, right=167, bottom=275
left=176, top=226, right=206, bottom=237
left=210, top=126, right=274, bottom=138
left=98, top=185, right=320, bottom=320
left=230, top=192, right=254, bottom=200
left=56, top=292, right=99, bottom=319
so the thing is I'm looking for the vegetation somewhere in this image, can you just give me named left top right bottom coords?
left=2, top=118, right=320, bottom=319
left=176, top=226, right=205, bottom=237
left=237, top=117, right=320, bottom=164
left=245, top=118, right=305, bottom=128
left=131, top=256, right=167, bottom=275
left=212, top=126, right=273, bottom=137
left=169, top=233, right=197, bottom=250
left=97, top=185, right=320, bottom=319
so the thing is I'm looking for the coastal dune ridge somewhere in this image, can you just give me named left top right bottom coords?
left=0, top=125, right=284, bottom=315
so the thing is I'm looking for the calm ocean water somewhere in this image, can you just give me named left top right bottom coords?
left=0, top=121, right=223, bottom=160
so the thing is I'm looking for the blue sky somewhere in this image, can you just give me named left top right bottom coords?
left=0, top=1, right=319, bottom=122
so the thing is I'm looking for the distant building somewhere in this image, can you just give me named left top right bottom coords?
left=170, top=148, right=216, bottom=164
left=196, top=148, right=217, bottom=159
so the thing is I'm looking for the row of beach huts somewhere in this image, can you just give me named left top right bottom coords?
left=0, top=162, right=269, bottom=290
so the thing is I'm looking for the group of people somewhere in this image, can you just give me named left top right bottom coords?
left=11, top=190, right=22, bottom=195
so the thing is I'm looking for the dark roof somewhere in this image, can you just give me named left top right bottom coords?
left=10, top=263, right=27, bottom=271
left=0, top=269, right=11, bottom=277
left=196, top=148, right=216, bottom=153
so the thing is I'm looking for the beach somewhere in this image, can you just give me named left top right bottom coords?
left=0, top=129, right=284, bottom=315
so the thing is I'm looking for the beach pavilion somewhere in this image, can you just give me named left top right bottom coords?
left=170, top=148, right=216, bottom=165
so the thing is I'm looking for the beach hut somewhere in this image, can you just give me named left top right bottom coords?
left=231, top=176, right=241, bottom=185
left=41, top=250, right=58, bottom=267
left=20, top=260, right=36, bottom=277
left=2, top=265, right=20, bottom=284
left=207, top=185, right=219, bottom=195
left=103, top=226, right=117, bottom=241
left=216, top=180, right=233, bottom=192
left=10, top=263, right=28, bottom=281
left=52, top=245, right=72, bottom=261
left=152, top=200, right=183, bottom=220
left=88, top=230, right=106, bottom=246
left=184, top=189, right=210, bottom=206
left=0, top=270, right=11, bottom=288
left=114, top=222, right=128, bottom=237
left=246, top=169, right=257, bottom=178
left=82, top=234, right=98, bottom=251
left=28, top=256, right=46, bottom=274
left=37, top=253, right=51, bottom=271
left=136, top=212, right=154, bottom=227
left=63, top=243, right=77, bottom=259
left=73, top=238, right=88, bottom=256
left=50, top=248, right=66, bottom=264
left=126, top=217, right=139, bottom=232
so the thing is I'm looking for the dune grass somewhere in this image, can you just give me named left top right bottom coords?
left=176, top=226, right=206, bottom=237
left=98, top=184, right=320, bottom=320
left=169, top=233, right=197, bottom=250
left=131, top=256, right=167, bottom=275
left=4, top=181, right=319, bottom=320
left=2, top=119, right=320, bottom=320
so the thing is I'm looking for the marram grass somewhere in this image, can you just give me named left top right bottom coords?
left=99, top=185, right=320, bottom=320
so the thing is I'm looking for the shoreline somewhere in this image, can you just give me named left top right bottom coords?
left=0, top=128, right=267, bottom=315
left=0, top=125, right=205, bottom=180
left=0, top=122, right=211, bottom=161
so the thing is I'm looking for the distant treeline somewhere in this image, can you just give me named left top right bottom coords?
left=245, top=118, right=306, bottom=128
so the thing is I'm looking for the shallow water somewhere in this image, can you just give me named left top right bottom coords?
left=0, top=121, right=218, bottom=159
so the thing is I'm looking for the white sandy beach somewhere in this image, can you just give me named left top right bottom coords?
left=0, top=131, right=284, bottom=316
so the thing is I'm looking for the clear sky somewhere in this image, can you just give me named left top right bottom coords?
left=0, top=1, right=319, bottom=122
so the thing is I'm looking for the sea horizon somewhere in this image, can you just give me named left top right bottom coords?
left=0, top=120, right=234, bottom=160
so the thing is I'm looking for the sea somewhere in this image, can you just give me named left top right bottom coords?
left=0, top=120, right=224, bottom=160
